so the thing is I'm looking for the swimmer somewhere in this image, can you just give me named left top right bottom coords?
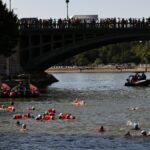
left=10, top=101, right=14, bottom=106
left=124, top=131, right=131, bottom=137
left=31, top=106, right=35, bottom=110
left=58, top=112, right=75, bottom=120
left=97, top=125, right=105, bottom=133
left=20, top=124, right=28, bottom=132
left=133, top=123, right=140, bottom=130
left=16, top=121, right=22, bottom=126
left=141, top=130, right=147, bottom=136
left=127, top=120, right=133, bottom=126
left=4, top=106, right=15, bottom=112
left=72, top=99, right=85, bottom=106
left=35, top=114, right=42, bottom=120
left=26, top=106, right=35, bottom=111
left=128, top=107, right=139, bottom=111
left=147, top=131, right=150, bottom=136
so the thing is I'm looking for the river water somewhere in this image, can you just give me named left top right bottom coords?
left=1, top=72, right=150, bottom=150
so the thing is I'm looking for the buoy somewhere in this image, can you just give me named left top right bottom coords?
left=13, top=114, right=22, bottom=119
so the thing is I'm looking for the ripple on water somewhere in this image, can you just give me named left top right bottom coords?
left=1, top=133, right=150, bottom=150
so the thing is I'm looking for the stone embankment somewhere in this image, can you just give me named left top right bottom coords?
left=46, top=65, right=150, bottom=73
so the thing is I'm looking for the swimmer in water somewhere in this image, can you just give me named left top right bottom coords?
left=16, top=121, right=22, bottom=126
left=26, top=106, right=35, bottom=111
left=124, top=131, right=131, bottom=137
left=141, top=130, right=147, bottom=136
left=133, top=123, right=140, bottom=130
left=20, top=124, right=28, bottom=132
left=128, top=107, right=139, bottom=111
left=10, top=101, right=14, bottom=106
left=97, top=125, right=105, bottom=133
left=72, top=98, right=85, bottom=106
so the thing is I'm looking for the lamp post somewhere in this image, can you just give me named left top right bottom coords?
left=9, top=0, right=11, bottom=11
left=66, top=0, right=69, bottom=20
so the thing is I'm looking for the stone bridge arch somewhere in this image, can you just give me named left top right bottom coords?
left=20, top=27, right=150, bottom=72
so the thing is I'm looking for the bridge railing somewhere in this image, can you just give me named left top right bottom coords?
left=19, top=18, right=150, bottom=30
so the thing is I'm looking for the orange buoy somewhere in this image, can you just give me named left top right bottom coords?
left=13, top=114, right=22, bottom=119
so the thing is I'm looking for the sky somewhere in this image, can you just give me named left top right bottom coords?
left=2, top=0, right=150, bottom=19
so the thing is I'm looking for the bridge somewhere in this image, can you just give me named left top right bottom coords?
left=19, top=18, right=150, bottom=72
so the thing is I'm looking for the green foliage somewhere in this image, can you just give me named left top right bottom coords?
left=0, top=0, right=19, bottom=57
left=131, top=41, right=150, bottom=64
left=59, top=41, right=150, bottom=66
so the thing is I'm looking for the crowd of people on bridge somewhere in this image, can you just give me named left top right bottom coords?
left=19, top=17, right=150, bottom=30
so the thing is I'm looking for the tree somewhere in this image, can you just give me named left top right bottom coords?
left=0, top=0, right=19, bottom=57
left=132, top=41, right=150, bottom=64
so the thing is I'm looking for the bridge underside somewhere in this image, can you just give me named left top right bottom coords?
left=20, top=28, right=150, bottom=72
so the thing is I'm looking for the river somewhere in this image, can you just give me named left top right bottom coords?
left=1, top=72, right=150, bottom=150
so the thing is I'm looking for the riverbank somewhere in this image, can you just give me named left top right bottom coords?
left=46, top=65, right=149, bottom=73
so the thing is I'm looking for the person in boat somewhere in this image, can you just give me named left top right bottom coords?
left=133, top=73, right=140, bottom=82
left=141, top=72, right=146, bottom=80
left=127, top=73, right=141, bottom=84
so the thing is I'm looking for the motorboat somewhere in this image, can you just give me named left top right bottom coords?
left=125, top=72, right=150, bottom=86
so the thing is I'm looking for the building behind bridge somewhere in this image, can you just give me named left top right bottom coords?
left=71, top=15, right=98, bottom=23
